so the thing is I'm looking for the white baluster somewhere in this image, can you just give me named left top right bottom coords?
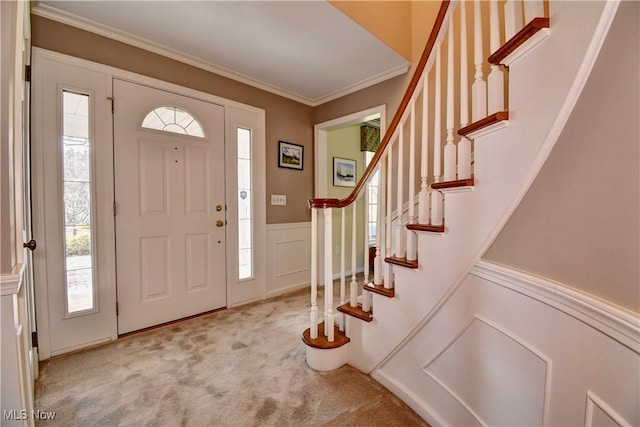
left=384, top=149, right=393, bottom=289
left=505, top=0, right=524, bottom=40
left=362, top=188, right=372, bottom=312
left=407, top=100, right=417, bottom=261
left=444, top=15, right=457, bottom=182
left=418, top=84, right=430, bottom=224
left=431, top=43, right=444, bottom=226
left=339, top=207, right=345, bottom=331
left=488, top=0, right=505, bottom=114
left=374, top=162, right=384, bottom=286
left=395, top=131, right=405, bottom=259
left=472, top=0, right=487, bottom=121
left=524, top=0, right=544, bottom=23
left=324, top=208, right=334, bottom=342
left=310, top=207, right=318, bottom=339
left=458, top=0, right=472, bottom=180
left=349, top=203, right=357, bottom=308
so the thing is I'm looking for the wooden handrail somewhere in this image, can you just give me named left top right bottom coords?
left=308, top=0, right=451, bottom=210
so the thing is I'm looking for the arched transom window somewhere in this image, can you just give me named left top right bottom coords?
left=141, top=106, right=204, bottom=137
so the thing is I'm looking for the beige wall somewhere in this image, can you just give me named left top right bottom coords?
left=31, top=15, right=313, bottom=225
left=327, top=125, right=366, bottom=274
left=329, top=1, right=413, bottom=61
left=484, top=1, right=639, bottom=313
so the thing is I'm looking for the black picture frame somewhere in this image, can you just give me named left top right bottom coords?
left=278, top=140, right=304, bottom=170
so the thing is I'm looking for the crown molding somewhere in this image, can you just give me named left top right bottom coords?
left=31, top=4, right=410, bottom=107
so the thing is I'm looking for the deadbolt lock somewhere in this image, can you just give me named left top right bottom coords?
left=216, top=205, right=223, bottom=212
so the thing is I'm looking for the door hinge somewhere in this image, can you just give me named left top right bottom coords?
left=116, top=302, right=119, bottom=316
left=107, top=96, right=114, bottom=114
left=113, top=201, right=117, bottom=216
left=31, top=331, right=38, bottom=348
left=25, top=65, right=31, bottom=82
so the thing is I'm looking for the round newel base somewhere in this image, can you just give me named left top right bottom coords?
left=302, top=323, right=350, bottom=371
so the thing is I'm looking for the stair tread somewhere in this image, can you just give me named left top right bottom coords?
left=363, top=283, right=395, bottom=298
left=431, top=177, right=475, bottom=190
left=385, top=256, right=419, bottom=269
left=489, top=17, right=550, bottom=65
left=337, top=303, right=373, bottom=322
left=458, top=112, right=509, bottom=138
left=302, top=323, right=351, bottom=349
left=407, top=224, right=445, bottom=233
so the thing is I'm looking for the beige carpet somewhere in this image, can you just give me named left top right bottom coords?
left=35, top=288, right=428, bottom=427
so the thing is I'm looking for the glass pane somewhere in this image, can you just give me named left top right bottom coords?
left=62, top=91, right=94, bottom=314
left=141, top=106, right=204, bottom=138
left=238, top=190, right=251, bottom=220
left=237, top=128, right=253, bottom=279
left=238, top=158, right=251, bottom=190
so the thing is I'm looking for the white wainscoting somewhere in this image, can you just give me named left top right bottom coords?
left=373, top=261, right=640, bottom=427
left=265, top=222, right=311, bottom=298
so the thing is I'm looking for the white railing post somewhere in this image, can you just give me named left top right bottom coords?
left=504, top=0, right=524, bottom=40
left=431, top=43, right=444, bottom=226
left=310, top=207, right=318, bottom=339
left=444, top=14, right=457, bottom=182
left=472, top=0, right=487, bottom=122
left=488, top=0, right=505, bottom=114
left=374, top=161, right=384, bottom=286
left=395, top=131, right=406, bottom=259
left=384, top=149, right=393, bottom=288
left=324, top=208, right=334, bottom=342
left=418, top=83, right=430, bottom=224
left=407, top=100, right=417, bottom=261
left=339, top=207, right=346, bottom=331
left=349, top=202, right=358, bottom=308
left=458, top=0, right=472, bottom=180
left=524, top=0, right=544, bottom=22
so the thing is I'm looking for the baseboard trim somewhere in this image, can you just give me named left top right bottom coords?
left=472, top=260, right=640, bottom=350
left=372, top=369, right=445, bottom=427
left=265, top=282, right=309, bottom=299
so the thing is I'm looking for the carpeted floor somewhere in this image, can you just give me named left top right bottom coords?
left=35, top=288, right=428, bottom=427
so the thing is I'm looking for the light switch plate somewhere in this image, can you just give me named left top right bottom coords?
left=271, top=194, right=286, bottom=205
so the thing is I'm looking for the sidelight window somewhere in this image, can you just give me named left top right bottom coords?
left=62, top=91, right=95, bottom=314
left=237, top=127, right=253, bottom=280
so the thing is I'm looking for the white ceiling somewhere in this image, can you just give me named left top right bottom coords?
left=33, top=1, right=410, bottom=106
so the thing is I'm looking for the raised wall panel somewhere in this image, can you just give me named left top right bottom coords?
left=275, top=239, right=309, bottom=278
left=185, top=233, right=210, bottom=292
left=422, top=317, right=548, bottom=426
left=139, top=141, right=168, bottom=215
left=585, top=392, right=628, bottom=427
left=184, top=146, right=209, bottom=214
left=140, top=236, right=170, bottom=300
left=265, top=223, right=311, bottom=298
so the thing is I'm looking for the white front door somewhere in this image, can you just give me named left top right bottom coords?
left=32, top=57, right=117, bottom=358
left=113, top=80, right=227, bottom=334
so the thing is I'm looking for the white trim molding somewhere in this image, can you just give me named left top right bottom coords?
left=0, top=263, right=25, bottom=296
left=472, top=260, right=640, bottom=350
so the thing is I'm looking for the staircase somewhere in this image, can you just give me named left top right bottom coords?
left=303, top=0, right=621, bottom=422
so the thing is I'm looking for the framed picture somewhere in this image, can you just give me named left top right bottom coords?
left=278, top=140, right=304, bottom=170
left=333, top=157, right=356, bottom=187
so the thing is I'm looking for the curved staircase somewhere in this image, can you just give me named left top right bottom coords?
left=303, top=0, right=623, bottom=424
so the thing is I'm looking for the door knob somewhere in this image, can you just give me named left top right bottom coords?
left=216, top=220, right=224, bottom=227
left=23, top=239, right=37, bottom=251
